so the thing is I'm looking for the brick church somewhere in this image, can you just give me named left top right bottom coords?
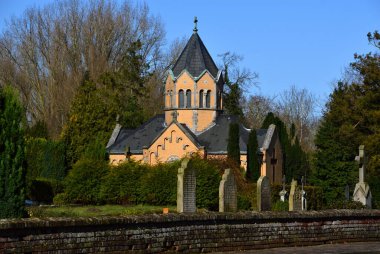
left=106, top=19, right=283, bottom=184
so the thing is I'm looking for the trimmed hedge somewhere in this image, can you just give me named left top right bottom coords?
left=63, top=158, right=108, bottom=205
left=100, top=161, right=147, bottom=205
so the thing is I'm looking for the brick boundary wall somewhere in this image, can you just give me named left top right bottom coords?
left=1, top=210, right=380, bottom=253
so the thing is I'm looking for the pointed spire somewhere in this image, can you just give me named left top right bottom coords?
left=193, top=16, right=198, bottom=33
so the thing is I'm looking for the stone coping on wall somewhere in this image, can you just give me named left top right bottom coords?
left=1, top=209, right=380, bottom=230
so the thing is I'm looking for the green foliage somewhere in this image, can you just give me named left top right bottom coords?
left=29, top=178, right=63, bottom=204
left=223, top=66, right=244, bottom=118
left=62, top=41, right=148, bottom=167
left=100, top=161, right=148, bottom=205
left=227, top=123, right=241, bottom=165
left=312, top=32, right=380, bottom=205
left=271, top=184, right=323, bottom=210
left=189, top=158, right=221, bottom=211
left=261, top=112, right=309, bottom=181
left=325, top=200, right=366, bottom=209
left=272, top=200, right=289, bottom=211
left=0, top=86, right=26, bottom=218
left=140, top=162, right=179, bottom=205
left=246, top=129, right=260, bottom=181
left=25, top=138, right=66, bottom=201
left=82, top=138, right=108, bottom=161
left=63, top=158, right=109, bottom=205
left=26, top=120, right=48, bottom=139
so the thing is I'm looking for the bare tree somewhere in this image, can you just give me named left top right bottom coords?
left=274, top=85, right=318, bottom=151
left=0, top=0, right=165, bottom=137
left=218, top=52, right=258, bottom=90
left=243, top=95, right=275, bottom=129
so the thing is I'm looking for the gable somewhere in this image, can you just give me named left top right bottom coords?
left=145, top=122, right=201, bottom=164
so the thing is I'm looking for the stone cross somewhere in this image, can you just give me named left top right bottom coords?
left=219, top=168, right=237, bottom=212
left=279, top=175, right=288, bottom=202
left=177, top=158, right=196, bottom=213
left=257, top=176, right=271, bottom=211
left=355, top=145, right=366, bottom=183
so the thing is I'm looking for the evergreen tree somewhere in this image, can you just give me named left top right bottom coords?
left=312, top=42, right=380, bottom=204
left=227, top=123, right=241, bottom=165
left=61, top=41, right=147, bottom=167
left=0, top=86, right=26, bottom=218
left=246, top=129, right=260, bottom=181
left=223, top=66, right=244, bottom=118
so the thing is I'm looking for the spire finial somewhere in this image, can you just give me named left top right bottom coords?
left=193, top=16, right=198, bottom=33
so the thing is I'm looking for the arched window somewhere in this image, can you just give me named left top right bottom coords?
left=178, top=90, right=184, bottom=108
left=206, top=90, right=211, bottom=108
left=186, top=89, right=191, bottom=108
left=199, top=90, right=204, bottom=108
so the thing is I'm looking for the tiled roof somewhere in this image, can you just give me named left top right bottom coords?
left=107, top=115, right=166, bottom=154
left=172, top=32, right=219, bottom=78
left=197, top=115, right=267, bottom=154
left=107, top=114, right=268, bottom=155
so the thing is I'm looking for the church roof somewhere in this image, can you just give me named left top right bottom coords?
left=107, top=114, right=268, bottom=155
left=172, top=32, right=219, bottom=78
left=107, top=115, right=166, bottom=154
left=197, top=115, right=267, bottom=154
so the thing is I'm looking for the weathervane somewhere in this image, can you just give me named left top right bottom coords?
left=193, top=16, right=198, bottom=33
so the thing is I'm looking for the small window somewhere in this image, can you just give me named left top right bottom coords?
left=178, top=90, right=184, bottom=108
left=199, top=90, right=204, bottom=108
left=186, top=90, right=191, bottom=108
left=206, top=90, right=211, bottom=108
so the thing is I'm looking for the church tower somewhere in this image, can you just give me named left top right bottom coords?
left=164, top=18, right=224, bottom=133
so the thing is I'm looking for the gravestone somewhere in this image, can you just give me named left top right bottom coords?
left=300, top=176, right=307, bottom=211
left=352, top=145, right=372, bottom=208
left=219, top=168, right=237, bottom=212
left=279, top=175, right=288, bottom=202
left=257, top=176, right=271, bottom=211
left=289, top=179, right=302, bottom=211
left=345, top=184, right=350, bottom=201
left=177, top=158, right=196, bottom=213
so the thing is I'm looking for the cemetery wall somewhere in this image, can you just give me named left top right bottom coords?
left=1, top=210, right=380, bottom=253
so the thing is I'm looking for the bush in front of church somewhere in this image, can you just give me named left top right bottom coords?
left=100, top=161, right=148, bottom=205
left=63, top=158, right=109, bottom=205
left=140, top=162, right=180, bottom=206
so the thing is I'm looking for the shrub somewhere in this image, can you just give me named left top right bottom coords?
left=63, top=158, right=108, bottom=204
left=29, top=178, right=64, bottom=204
left=272, top=200, right=289, bottom=211
left=99, top=161, right=148, bottom=204
left=25, top=138, right=66, bottom=201
left=188, top=157, right=221, bottom=211
left=0, top=86, right=26, bottom=218
left=270, top=184, right=323, bottom=210
left=140, top=162, right=179, bottom=205
left=326, top=200, right=366, bottom=209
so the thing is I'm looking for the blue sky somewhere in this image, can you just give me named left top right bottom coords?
left=0, top=0, right=379, bottom=114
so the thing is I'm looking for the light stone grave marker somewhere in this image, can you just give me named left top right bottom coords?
left=257, top=176, right=271, bottom=211
left=279, top=175, right=288, bottom=202
left=177, top=158, right=196, bottom=213
left=219, top=168, right=237, bottom=212
left=289, top=179, right=303, bottom=211
left=352, top=145, right=372, bottom=208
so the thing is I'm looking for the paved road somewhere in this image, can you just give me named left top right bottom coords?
left=215, top=242, right=380, bottom=254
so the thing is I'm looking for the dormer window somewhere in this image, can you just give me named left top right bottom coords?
left=178, top=90, right=184, bottom=108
